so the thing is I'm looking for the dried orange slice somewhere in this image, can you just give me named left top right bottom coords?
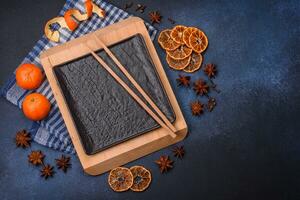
left=108, top=167, right=133, bottom=192
left=189, top=29, right=208, bottom=53
left=183, top=52, right=203, bottom=73
left=158, top=30, right=180, bottom=51
left=167, top=45, right=192, bottom=60
left=170, top=25, right=187, bottom=44
left=166, top=54, right=191, bottom=70
left=130, top=166, right=152, bottom=192
left=183, top=27, right=198, bottom=48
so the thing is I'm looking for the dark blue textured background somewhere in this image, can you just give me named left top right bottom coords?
left=1, top=0, right=300, bottom=199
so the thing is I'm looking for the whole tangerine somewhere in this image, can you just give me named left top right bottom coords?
left=16, top=63, right=43, bottom=90
left=22, top=93, right=51, bottom=121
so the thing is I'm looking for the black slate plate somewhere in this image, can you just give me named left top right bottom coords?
left=54, top=34, right=175, bottom=155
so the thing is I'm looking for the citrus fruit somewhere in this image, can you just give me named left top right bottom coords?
left=64, top=9, right=79, bottom=31
left=16, top=63, right=44, bottom=90
left=184, top=52, right=203, bottom=73
left=130, top=166, right=152, bottom=192
left=85, top=0, right=93, bottom=18
left=183, top=27, right=198, bottom=48
left=189, top=29, right=208, bottom=53
left=167, top=45, right=192, bottom=60
left=170, top=25, right=187, bottom=44
left=22, top=93, right=51, bottom=121
left=166, top=54, right=191, bottom=70
left=108, top=167, right=133, bottom=192
left=158, top=29, right=180, bottom=51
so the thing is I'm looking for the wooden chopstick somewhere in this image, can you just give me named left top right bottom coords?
left=83, top=43, right=177, bottom=138
left=92, top=34, right=177, bottom=133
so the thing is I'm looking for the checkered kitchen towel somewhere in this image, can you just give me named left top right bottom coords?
left=0, top=0, right=157, bottom=154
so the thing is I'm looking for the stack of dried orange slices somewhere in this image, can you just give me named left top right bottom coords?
left=158, top=25, right=208, bottom=73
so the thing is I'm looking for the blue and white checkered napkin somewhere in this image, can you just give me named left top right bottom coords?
left=1, top=0, right=157, bottom=154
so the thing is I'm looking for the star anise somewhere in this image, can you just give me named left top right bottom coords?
left=155, top=155, right=173, bottom=173
left=193, top=79, right=209, bottom=96
left=149, top=11, right=162, bottom=25
left=204, top=63, right=217, bottom=78
left=176, top=74, right=191, bottom=87
left=40, top=164, right=54, bottom=179
left=28, top=150, right=44, bottom=166
left=190, top=101, right=204, bottom=116
left=55, top=155, right=71, bottom=173
left=207, top=98, right=217, bottom=112
left=172, top=146, right=185, bottom=159
left=15, top=130, right=31, bottom=148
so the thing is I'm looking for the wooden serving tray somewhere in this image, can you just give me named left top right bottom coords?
left=40, top=17, right=187, bottom=175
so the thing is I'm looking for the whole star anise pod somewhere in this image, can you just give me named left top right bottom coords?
left=149, top=11, right=162, bottom=25
left=55, top=155, right=71, bottom=173
left=172, top=146, right=185, bottom=159
left=41, top=164, right=54, bottom=179
left=207, top=98, right=217, bottom=112
left=28, top=150, right=44, bottom=166
left=193, top=79, right=209, bottom=96
left=204, top=63, right=217, bottom=78
left=15, top=130, right=31, bottom=148
left=155, top=155, right=173, bottom=173
left=176, top=74, right=191, bottom=87
left=190, top=101, right=204, bottom=116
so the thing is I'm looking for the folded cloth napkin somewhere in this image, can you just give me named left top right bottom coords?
left=0, top=0, right=157, bottom=154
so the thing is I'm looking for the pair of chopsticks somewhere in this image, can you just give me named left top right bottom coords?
left=83, top=35, right=177, bottom=138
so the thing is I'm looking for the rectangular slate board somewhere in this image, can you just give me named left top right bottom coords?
left=54, top=34, right=175, bottom=155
